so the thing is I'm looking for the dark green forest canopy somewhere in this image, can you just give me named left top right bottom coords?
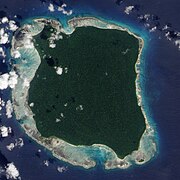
left=28, top=25, right=146, bottom=158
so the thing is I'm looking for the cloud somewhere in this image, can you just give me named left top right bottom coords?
left=5, top=163, right=20, bottom=180
left=48, top=3, right=55, bottom=12
left=124, top=6, right=134, bottom=15
left=6, top=100, right=13, bottom=119
left=0, top=71, right=18, bottom=90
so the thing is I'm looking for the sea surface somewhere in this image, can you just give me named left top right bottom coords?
left=0, top=0, right=180, bottom=179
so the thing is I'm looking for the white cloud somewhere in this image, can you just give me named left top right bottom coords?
left=57, top=166, right=67, bottom=173
left=0, top=126, right=11, bottom=137
left=162, top=24, right=170, bottom=30
left=6, top=100, right=13, bottom=118
left=0, top=73, right=9, bottom=89
left=175, top=40, right=180, bottom=50
left=64, top=67, right=68, bottom=73
left=56, top=118, right=61, bottom=122
left=48, top=31, right=63, bottom=48
left=8, top=71, right=18, bottom=89
left=0, top=28, right=9, bottom=44
left=29, top=102, right=34, bottom=107
left=11, top=50, right=21, bottom=58
left=0, top=98, right=5, bottom=111
left=6, top=143, right=15, bottom=151
left=58, top=3, right=73, bottom=16
left=62, top=3, right=67, bottom=8
left=76, top=105, right=83, bottom=111
left=23, top=78, right=30, bottom=88
left=124, top=6, right=134, bottom=15
left=1, top=17, right=9, bottom=24
left=43, top=160, right=49, bottom=167
left=55, top=66, right=63, bottom=75
left=165, top=32, right=172, bottom=41
left=0, top=17, right=19, bottom=45
left=9, top=20, right=18, bottom=31
left=47, top=2, right=73, bottom=15
left=149, top=26, right=157, bottom=32
left=48, top=3, right=55, bottom=12
left=6, top=138, right=24, bottom=151
left=144, top=14, right=151, bottom=20
left=0, top=71, right=18, bottom=90
left=0, top=126, right=9, bottom=137
left=5, top=163, right=20, bottom=180
left=49, top=43, right=56, bottom=48
left=23, top=35, right=34, bottom=49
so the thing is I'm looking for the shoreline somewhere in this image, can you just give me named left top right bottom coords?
left=11, top=16, right=157, bottom=169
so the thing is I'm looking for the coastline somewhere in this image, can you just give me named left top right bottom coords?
left=11, top=16, right=157, bottom=169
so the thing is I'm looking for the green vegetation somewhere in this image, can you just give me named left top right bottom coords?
left=28, top=25, right=145, bottom=158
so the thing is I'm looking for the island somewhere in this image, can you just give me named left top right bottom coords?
left=11, top=17, right=157, bottom=169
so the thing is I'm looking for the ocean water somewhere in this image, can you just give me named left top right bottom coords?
left=0, top=0, right=180, bottom=179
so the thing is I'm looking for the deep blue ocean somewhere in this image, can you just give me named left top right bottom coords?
left=0, top=0, right=180, bottom=179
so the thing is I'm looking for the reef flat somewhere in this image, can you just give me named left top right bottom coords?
left=11, top=17, right=157, bottom=169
